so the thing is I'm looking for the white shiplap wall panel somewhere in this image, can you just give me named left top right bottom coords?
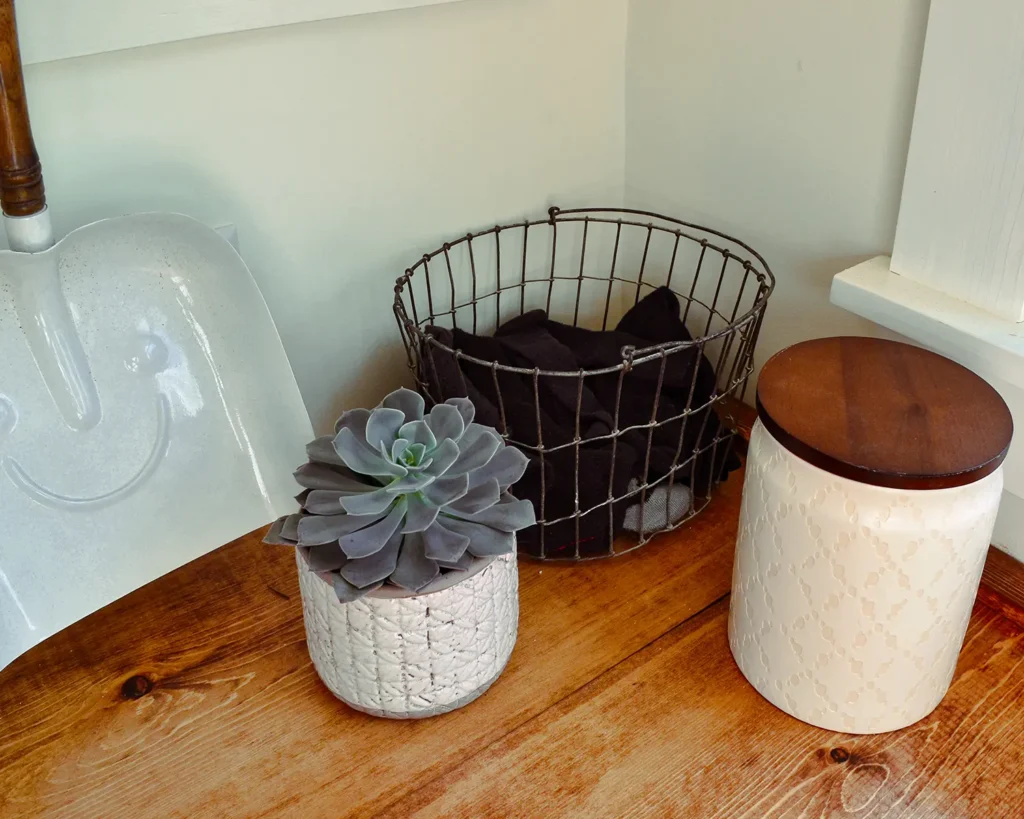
left=17, top=0, right=467, bottom=66
left=891, top=0, right=1024, bottom=323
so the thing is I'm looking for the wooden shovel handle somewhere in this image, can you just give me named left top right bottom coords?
left=0, top=0, right=44, bottom=217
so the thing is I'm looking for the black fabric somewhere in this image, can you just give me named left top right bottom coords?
left=421, top=287, right=741, bottom=558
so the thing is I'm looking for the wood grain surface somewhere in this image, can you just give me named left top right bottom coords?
left=0, top=473, right=743, bottom=817
left=756, top=337, right=1014, bottom=490
left=3, top=439, right=1024, bottom=817
left=381, top=599, right=1024, bottom=819
left=0, top=0, right=45, bottom=216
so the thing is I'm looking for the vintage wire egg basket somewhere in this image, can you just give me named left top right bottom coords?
left=393, top=206, right=774, bottom=560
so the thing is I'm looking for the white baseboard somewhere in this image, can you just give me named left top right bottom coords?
left=992, top=491, right=1024, bottom=563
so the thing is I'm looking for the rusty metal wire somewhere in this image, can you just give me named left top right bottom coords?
left=393, top=206, right=774, bottom=560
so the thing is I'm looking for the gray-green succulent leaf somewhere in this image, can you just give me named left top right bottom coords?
left=390, top=532, right=440, bottom=591
left=265, top=388, right=535, bottom=603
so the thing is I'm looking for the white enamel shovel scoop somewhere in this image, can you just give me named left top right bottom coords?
left=0, top=1, right=313, bottom=670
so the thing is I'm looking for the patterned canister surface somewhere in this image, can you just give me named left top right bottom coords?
left=729, top=420, right=1003, bottom=734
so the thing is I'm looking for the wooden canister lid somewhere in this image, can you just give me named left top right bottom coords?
left=755, top=337, right=1013, bottom=490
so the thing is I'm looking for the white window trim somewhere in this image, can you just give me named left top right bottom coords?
left=18, top=0, right=469, bottom=66
left=831, top=0, right=1024, bottom=560
left=889, top=0, right=1024, bottom=323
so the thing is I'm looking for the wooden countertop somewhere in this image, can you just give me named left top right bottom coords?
left=2, top=466, right=1024, bottom=817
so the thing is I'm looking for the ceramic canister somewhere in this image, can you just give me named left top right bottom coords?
left=728, top=337, right=1012, bottom=734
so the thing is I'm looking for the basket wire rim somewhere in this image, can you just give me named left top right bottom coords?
left=394, top=206, right=775, bottom=381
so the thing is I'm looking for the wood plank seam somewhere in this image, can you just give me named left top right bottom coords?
left=373, top=588, right=734, bottom=817
left=374, top=598, right=739, bottom=818
left=376, top=597, right=1024, bottom=818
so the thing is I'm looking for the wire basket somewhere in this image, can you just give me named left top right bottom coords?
left=393, top=206, right=774, bottom=560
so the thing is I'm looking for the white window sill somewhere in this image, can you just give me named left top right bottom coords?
left=831, top=256, right=1024, bottom=560
left=832, top=256, right=1024, bottom=390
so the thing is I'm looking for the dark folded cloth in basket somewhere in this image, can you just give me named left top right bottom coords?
left=421, top=286, right=741, bottom=558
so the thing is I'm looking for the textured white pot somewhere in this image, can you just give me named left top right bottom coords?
left=729, top=420, right=1003, bottom=734
left=297, top=551, right=519, bottom=719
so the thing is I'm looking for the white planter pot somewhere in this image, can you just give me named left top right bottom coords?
left=729, top=420, right=1003, bottom=734
left=296, top=551, right=519, bottom=719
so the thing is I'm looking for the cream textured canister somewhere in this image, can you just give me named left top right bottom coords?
left=729, top=420, right=1003, bottom=734
left=728, top=336, right=1013, bottom=735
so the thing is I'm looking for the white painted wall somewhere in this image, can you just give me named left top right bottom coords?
left=20, top=0, right=628, bottom=432
left=19, top=0, right=468, bottom=65
left=625, top=0, right=930, bottom=392
left=625, top=0, right=1024, bottom=560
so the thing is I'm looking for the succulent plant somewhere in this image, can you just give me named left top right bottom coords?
left=265, top=388, right=535, bottom=601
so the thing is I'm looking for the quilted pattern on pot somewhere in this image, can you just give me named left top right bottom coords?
left=729, top=420, right=1003, bottom=734
left=298, top=552, right=518, bottom=718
